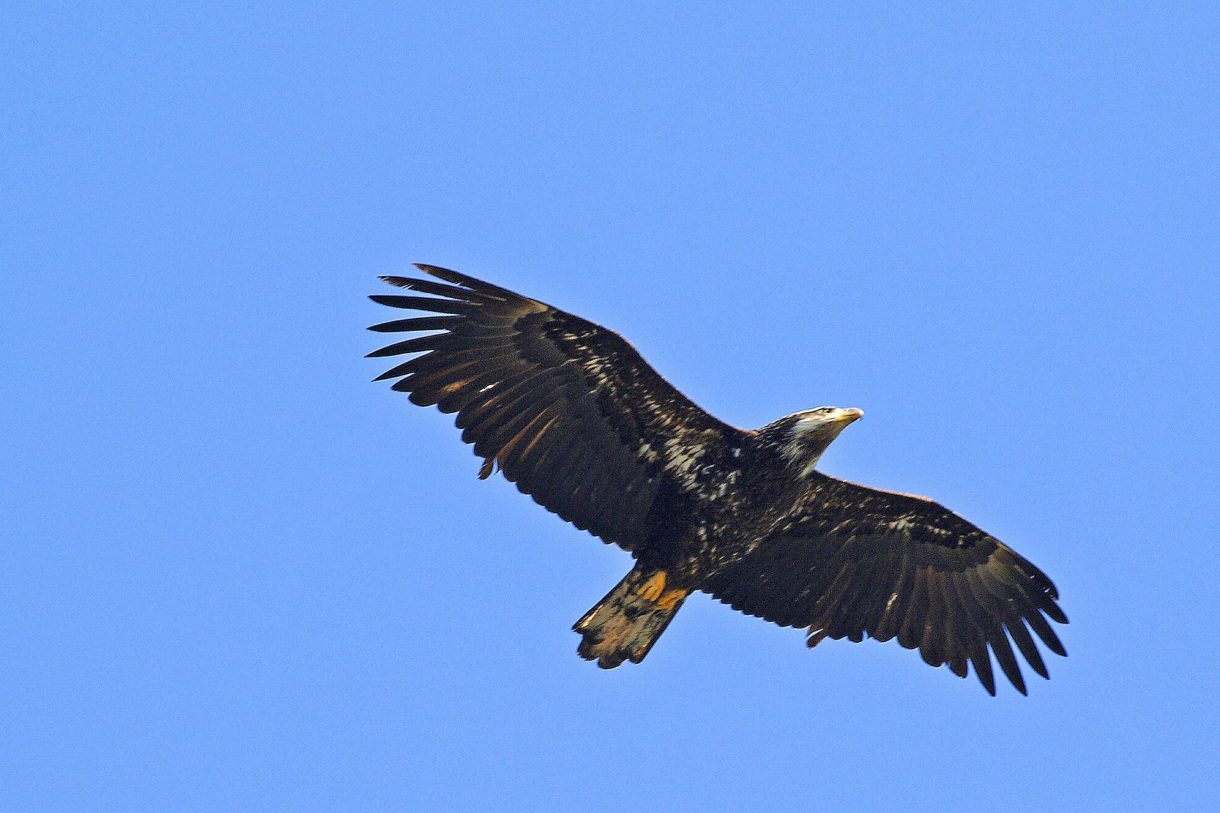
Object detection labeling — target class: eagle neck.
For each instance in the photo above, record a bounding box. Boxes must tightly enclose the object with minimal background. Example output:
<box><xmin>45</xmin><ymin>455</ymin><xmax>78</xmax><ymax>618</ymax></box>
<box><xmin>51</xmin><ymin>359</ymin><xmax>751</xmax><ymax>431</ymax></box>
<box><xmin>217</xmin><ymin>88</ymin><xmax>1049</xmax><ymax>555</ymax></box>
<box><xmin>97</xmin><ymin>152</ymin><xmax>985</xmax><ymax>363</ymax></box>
<box><xmin>749</xmin><ymin>425</ymin><xmax>825</xmax><ymax>481</ymax></box>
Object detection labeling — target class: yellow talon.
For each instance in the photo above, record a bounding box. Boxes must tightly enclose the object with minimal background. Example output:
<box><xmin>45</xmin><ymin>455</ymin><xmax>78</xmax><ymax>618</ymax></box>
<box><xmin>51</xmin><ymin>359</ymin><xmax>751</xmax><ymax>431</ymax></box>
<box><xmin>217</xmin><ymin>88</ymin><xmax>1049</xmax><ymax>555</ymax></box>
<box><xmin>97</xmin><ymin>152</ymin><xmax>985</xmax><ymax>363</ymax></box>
<box><xmin>656</xmin><ymin>586</ymin><xmax>688</xmax><ymax>611</ymax></box>
<box><xmin>637</xmin><ymin>571</ymin><xmax>667</xmax><ymax>602</ymax></box>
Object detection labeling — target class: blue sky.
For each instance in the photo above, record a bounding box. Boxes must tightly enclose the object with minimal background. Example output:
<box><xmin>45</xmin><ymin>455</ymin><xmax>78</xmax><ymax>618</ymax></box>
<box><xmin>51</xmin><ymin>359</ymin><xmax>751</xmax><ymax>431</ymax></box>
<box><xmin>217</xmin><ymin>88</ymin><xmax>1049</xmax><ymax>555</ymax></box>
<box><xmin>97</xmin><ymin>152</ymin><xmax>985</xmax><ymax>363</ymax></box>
<box><xmin>3</xmin><ymin>2</ymin><xmax>1218</xmax><ymax>810</ymax></box>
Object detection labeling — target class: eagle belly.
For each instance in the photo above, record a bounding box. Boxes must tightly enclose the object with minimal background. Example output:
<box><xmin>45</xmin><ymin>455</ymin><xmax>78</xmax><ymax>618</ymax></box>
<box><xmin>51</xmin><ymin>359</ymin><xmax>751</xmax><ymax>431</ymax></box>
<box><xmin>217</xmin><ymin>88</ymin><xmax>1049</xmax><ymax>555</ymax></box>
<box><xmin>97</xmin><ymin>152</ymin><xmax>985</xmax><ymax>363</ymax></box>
<box><xmin>639</xmin><ymin>436</ymin><xmax>805</xmax><ymax>588</ymax></box>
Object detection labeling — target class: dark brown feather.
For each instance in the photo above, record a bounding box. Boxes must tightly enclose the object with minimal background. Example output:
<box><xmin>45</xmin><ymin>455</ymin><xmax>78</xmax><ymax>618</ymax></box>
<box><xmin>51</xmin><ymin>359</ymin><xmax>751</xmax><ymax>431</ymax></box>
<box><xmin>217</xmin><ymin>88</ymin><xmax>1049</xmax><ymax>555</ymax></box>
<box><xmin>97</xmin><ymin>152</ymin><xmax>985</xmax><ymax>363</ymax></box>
<box><xmin>369</xmin><ymin>316</ymin><xmax>463</xmax><ymax>333</ymax></box>
<box><xmin>1006</xmin><ymin>617</ymin><xmax>1049</xmax><ymax>680</ymax></box>
<box><xmin>369</xmin><ymin>265</ymin><xmax>745</xmax><ymax>552</ymax></box>
<box><xmin>368</xmin><ymin>294</ymin><xmax>473</xmax><ymax>314</ymax></box>
<box><xmin>701</xmin><ymin>473</ymin><xmax>1067</xmax><ymax>694</ymax></box>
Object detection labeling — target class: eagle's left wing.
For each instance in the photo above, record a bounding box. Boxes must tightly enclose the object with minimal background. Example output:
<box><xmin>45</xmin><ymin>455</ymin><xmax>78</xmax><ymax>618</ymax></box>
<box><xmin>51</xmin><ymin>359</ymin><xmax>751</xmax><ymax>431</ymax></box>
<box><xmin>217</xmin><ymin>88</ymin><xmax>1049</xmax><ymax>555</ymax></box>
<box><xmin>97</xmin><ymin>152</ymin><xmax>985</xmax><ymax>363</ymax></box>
<box><xmin>368</xmin><ymin>265</ymin><xmax>747</xmax><ymax>553</ymax></box>
<box><xmin>701</xmin><ymin>472</ymin><xmax>1067</xmax><ymax>695</ymax></box>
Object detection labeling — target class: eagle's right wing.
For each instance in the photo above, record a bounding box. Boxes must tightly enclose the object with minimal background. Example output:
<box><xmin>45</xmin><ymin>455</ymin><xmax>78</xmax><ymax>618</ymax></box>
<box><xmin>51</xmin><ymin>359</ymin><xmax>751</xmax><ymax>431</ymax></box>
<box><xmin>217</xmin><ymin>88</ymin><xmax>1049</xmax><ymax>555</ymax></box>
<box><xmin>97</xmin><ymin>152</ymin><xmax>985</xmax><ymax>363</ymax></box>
<box><xmin>701</xmin><ymin>473</ymin><xmax>1067</xmax><ymax>695</ymax></box>
<box><xmin>368</xmin><ymin>264</ymin><xmax>747</xmax><ymax>552</ymax></box>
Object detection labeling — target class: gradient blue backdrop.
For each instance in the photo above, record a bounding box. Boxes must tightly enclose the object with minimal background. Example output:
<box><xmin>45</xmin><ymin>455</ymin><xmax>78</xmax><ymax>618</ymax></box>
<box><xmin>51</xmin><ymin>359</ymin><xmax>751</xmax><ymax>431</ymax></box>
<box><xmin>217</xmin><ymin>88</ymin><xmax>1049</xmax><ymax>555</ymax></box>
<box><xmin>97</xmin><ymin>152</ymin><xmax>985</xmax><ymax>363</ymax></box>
<box><xmin>3</xmin><ymin>3</ymin><xmax>1218</xmax><ymax>811</ymax></box>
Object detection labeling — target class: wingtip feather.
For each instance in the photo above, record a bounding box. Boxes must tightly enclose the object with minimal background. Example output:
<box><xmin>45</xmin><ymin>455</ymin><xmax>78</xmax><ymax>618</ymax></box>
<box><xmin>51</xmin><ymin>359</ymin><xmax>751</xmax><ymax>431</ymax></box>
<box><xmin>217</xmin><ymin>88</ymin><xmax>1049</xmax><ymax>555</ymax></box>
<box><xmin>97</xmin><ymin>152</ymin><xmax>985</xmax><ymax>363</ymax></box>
<box><xmin>379</xmin><ymin>275</ymin><xmax>413</xmax><ymax>288</ymax></box>
<box><xmin>413</xmin><ymin>263</ymin><xmax>451</xmax><ymax>278</ymax></box>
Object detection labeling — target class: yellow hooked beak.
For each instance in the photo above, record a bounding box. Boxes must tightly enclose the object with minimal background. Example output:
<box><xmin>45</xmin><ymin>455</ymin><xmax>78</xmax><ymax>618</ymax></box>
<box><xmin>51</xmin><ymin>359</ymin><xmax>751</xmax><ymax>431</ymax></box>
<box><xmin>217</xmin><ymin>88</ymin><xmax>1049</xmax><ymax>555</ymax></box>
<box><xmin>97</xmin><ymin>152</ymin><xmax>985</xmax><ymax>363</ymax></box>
<box><xmin>835</xmin><ymin>407</ymin><xmax>864</xmax><ymax>425</ymax></box>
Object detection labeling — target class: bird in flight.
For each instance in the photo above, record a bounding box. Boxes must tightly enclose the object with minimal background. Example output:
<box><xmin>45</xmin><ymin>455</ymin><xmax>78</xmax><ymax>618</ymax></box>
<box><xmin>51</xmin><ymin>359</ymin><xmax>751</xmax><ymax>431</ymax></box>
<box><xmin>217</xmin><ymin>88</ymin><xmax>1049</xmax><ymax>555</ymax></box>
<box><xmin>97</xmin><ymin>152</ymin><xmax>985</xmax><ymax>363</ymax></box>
<box><xmin>368</xmin><ymin>264</ymin><xmax>1067</xmax><ymax>695</ymax></box>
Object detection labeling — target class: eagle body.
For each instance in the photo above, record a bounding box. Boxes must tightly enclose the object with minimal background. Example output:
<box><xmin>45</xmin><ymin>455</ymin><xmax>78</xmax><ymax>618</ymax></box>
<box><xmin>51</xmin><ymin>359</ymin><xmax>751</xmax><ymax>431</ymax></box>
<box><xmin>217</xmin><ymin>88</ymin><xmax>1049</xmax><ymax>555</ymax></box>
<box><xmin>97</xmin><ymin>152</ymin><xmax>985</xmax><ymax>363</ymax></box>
<box><xmin>632</xmin><ymin>424</ymin><xmax>818</xmax><ymax>581</ymax></box>
<box><xmin>369</xmin><ymin>265</ymin><xmax>1068</xmax><ymax>695</ymax></box>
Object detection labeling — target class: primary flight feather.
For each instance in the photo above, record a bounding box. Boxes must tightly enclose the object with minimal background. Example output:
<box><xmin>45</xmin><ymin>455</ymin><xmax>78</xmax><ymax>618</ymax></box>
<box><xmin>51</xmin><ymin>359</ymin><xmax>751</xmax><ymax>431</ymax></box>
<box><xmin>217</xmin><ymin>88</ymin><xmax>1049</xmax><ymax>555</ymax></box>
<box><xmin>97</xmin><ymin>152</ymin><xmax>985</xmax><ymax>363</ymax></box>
<box><xmin>368</xmin><ymin>264</ymin><xmax>1067</xmax><ymax>695</ymax></box>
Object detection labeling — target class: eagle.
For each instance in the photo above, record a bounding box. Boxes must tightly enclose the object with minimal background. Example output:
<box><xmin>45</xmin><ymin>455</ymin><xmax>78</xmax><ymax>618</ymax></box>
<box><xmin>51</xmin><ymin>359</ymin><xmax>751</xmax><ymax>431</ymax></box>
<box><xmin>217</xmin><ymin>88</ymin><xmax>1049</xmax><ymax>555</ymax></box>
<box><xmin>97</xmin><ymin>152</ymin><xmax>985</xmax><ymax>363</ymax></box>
<box><xmin>368</xmin><ymin>264</ymin><xmax>1067</xmax><ymax>695</ymax></box>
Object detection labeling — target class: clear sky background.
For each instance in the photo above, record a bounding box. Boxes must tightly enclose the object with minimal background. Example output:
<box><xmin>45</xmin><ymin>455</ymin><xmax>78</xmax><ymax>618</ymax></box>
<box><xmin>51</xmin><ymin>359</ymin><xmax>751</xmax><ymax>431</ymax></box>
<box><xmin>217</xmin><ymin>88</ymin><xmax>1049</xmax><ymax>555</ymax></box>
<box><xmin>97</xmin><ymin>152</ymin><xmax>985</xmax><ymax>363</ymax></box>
<box><xmin>3</xmin><ymin>3</ymin><xmax>1218</xmax><ymax>811</ymax></box>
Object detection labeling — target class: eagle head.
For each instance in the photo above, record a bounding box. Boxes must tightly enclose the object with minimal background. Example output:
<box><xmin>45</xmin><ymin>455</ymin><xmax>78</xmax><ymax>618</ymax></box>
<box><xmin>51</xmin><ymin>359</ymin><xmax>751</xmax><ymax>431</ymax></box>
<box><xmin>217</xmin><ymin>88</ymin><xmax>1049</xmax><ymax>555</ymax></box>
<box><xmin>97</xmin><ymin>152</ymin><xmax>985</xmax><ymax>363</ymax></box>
<box><xmin>761</xmin><ymin>406</ymin><xmax>863</xmax><ymax>478</ymax></box>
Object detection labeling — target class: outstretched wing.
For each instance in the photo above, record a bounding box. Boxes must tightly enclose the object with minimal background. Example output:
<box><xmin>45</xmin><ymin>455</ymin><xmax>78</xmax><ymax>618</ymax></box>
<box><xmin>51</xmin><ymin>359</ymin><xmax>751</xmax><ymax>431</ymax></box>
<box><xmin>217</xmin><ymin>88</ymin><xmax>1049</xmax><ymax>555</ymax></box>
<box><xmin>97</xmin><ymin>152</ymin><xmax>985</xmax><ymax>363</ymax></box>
<box><xmin>368</xmin><ymin>264</ymin><xmax>745</xmax><ymax>552</ymax></box>
<box><xmin>702</xmin><ymin>473</ymin><xmax>1067</xmax><ymax>695</ymax></box>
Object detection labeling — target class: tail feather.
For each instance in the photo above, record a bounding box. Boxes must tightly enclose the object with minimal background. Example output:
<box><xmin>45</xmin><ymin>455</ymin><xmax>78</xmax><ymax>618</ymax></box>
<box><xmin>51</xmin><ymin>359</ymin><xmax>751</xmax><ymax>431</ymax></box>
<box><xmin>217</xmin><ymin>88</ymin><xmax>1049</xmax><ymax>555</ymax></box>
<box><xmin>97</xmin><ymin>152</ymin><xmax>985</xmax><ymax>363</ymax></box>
<box><xmin>573</xmin><ymin>566</ymin><xmax>689</xmax><ymax>668</ymax></box>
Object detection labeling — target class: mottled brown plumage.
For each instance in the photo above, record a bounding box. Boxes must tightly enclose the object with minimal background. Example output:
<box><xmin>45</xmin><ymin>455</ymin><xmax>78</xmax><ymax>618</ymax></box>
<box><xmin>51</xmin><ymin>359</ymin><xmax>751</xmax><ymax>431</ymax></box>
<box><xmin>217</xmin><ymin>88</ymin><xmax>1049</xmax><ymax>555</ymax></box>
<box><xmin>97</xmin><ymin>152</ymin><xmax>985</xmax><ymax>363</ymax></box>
<box><xmin>369</xmin><ymin>264</ymin><xmax>1067</xmax><ymax>695</ymax></box>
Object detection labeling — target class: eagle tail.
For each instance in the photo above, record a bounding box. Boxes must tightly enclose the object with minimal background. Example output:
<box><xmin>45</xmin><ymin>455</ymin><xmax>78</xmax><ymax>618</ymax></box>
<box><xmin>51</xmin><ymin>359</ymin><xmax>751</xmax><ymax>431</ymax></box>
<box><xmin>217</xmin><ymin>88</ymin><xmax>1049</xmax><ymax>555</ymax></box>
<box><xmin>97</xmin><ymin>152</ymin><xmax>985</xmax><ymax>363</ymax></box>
<box><xmin>573</xmin><ymin>565</ymin><xmax>689</xmax><ymax>668</ymax></box>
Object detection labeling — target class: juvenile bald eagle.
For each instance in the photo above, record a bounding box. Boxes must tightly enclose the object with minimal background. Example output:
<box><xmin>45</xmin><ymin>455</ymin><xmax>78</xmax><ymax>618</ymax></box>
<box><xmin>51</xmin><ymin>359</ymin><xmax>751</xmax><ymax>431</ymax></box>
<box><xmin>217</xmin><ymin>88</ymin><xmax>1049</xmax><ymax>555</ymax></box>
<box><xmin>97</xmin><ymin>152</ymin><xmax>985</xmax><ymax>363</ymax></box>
<box><xmin>369</xmin><ymin>264</ymin><xmax>1067</xmax><ymax>695</ymax></box>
